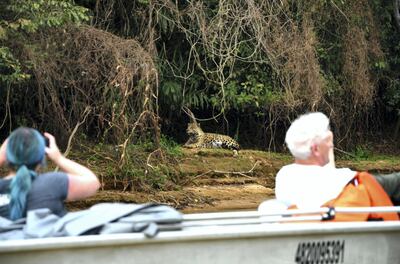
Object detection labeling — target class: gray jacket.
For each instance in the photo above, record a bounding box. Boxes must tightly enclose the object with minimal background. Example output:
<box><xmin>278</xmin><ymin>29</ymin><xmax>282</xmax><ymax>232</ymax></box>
<box><xmin>0</xmin><ymin>203</ymin><xmax>182</xmax><ymax>240</ymax></box>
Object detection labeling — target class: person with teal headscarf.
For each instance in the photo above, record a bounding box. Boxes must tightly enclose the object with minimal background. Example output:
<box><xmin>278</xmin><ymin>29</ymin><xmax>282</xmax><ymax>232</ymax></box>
<box><xmin>0</xmin><ymin>127</ymin><xmax>100</xmax><ymax>220</ymax></box>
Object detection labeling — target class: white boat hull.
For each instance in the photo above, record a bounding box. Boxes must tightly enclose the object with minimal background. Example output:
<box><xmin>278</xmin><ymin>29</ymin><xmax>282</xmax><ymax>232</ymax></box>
<box><xmin>1</xmin><ymin>221</ymin><xmax>400</xmax><ymax>264</ymax></box>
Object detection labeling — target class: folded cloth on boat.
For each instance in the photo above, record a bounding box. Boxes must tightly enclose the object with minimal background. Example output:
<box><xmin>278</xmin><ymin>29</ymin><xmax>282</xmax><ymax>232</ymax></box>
<box><xmin>0</xmin><ymin>203</ymin><xmax>182</xmax><ymax>240</ymax></box>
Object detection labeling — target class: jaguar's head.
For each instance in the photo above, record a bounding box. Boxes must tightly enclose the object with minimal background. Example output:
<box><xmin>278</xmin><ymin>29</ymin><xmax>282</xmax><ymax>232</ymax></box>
<box><xmin>186</xmin><ymin>122</ymin><xmax>203</xmax><ymax>136</ymax></box>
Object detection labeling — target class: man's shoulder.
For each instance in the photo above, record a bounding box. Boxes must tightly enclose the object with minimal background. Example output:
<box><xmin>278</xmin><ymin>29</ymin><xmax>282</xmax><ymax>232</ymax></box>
<box><xmin>277</xmin><ymin>164</ymin><xmax>356</xmax><ymax>178</ymax></box>
<box><xmin>277</xmin><ymin>163</ymin><xmax>314</xmax><ymax>175</ymax></box>
<box><xmin>276</xmin><ymin>163</ymin><xmax>307</xmax><ymax>179</ymax></box>
<box><xmin>331</xmin><ymin>167</ymin><xmax>357</xmax><ymax>178</ymax></box>
<box><xmin>278</xmin><ymin>163</ymin><xmax>298</xmax><ymax>171</ymax></box>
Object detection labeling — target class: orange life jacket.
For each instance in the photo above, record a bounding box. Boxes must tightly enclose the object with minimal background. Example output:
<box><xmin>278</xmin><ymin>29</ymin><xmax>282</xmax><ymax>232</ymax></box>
<box><xmin>289</xmin><ymin>172</ymin><xmax>399</xmax><ymax>221</ymax></box>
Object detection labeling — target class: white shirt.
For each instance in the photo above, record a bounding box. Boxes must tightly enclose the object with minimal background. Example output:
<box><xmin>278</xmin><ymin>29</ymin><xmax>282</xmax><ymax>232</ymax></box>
<box><xmin>275</xmin><ymin>164</ymin><xmax>357</xmax><ymax>209</ymax></box>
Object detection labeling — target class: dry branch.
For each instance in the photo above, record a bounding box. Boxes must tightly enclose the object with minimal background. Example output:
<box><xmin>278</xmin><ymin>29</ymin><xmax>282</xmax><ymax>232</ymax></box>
<box><xmin>187</xmin><ymin>160</ymin><xmax>261</xmax><ymax>184</ymax></box>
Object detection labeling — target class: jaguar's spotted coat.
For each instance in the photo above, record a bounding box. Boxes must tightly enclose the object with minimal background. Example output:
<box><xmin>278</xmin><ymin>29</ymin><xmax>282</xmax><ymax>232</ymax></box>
<box><xmin>182</xmin><ymin>108</ymin><xmax>240</xmax><ymax>156</ymax></box>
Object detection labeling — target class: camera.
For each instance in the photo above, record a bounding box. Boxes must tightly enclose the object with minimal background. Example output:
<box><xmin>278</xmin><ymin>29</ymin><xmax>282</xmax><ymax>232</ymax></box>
<box><xmin>42</xmin><ymin>134</ymin><xmax>49</xmax><ymax>147</ymax></box>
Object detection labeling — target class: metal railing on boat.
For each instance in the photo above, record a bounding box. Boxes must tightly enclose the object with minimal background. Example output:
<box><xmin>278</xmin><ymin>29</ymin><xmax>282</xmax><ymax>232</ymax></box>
<box><xmin>158</xmin><ymin>206</ymin><xmax>400</xmax><ymax>230</ymax></box>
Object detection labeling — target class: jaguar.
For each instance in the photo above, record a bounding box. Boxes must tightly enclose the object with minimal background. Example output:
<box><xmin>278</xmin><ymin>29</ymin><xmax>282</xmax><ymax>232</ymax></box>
<box><xmin>183</xmin><ymin>122</ymin><xmax>240</xmax><ymax>156</ymax></box>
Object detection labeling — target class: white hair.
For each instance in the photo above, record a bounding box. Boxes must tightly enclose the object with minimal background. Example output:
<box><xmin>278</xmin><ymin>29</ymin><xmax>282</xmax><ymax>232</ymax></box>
<box><xmin>285</xmin><ymin>112</ymin><xmax>331</xmax><ymax>160</ymax></box>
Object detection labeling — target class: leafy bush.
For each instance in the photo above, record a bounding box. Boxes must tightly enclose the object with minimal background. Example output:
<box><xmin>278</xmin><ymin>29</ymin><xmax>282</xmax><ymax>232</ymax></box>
<box><xmin>0</xmin><ymin>0</ymin><xmax>89</xmax><ymax>84</ymax></box>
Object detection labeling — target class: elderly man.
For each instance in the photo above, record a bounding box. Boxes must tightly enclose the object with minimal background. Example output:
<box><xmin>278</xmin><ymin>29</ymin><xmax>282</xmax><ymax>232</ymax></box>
<box><xmin>274</xmin><ymin>112</ymin><xmax>399</xmax><ymax>221</ymax></box>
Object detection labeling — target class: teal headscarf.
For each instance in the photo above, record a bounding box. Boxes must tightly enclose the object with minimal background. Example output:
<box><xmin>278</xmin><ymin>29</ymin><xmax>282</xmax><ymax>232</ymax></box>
<box><xmin>5</xmin><ymin>127</ymin><xmax>46</xmax><ymax>220</ymax></box>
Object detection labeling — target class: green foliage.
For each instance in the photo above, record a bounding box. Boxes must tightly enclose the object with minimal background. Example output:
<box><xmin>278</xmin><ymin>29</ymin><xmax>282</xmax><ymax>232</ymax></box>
<box><xmin>352</xmin><ymin>146</ymin><xmax>372</xmax><ymax>161</ymax></box>
<box><xmin>160</xmin><ymin>80</ymin><xmax>182</xmax><ymax>107</ymax></box>
<box><xmin>124</xmin><ymin>164</ymin><xmax>168</xmax><ymax>190</ymax></box>
<box><xmin>346</xmin><ymin>145</ymin><xmax>400</xmax><ymax>164</ymax></box>
<box><xmin>160</xmin><ymin>135</ymin><xmax>183</xmax><ymax>157</ymax></box>
<box><xmin>383</xmin><ymin>79</ymin><xmax>400</xmax><ymax>112</ymax></box>
<box><xmin>220</xmin><ymin>69</ymin><xmax>278</xmax><ymax>111</ymax></box>
<box><xmin>0</xmin><ymin>47</ymin><xmax>30</xmax><ymax>82</ymax></box>
<box><xmin>4</xmin><ymin>0</ymin><xmax>400</xmax><ymax>157</ymax></box>
<box><xmin>84</xmin><ymin>139</ymin><xmax>180</xmax><ymax>191</ymax></box>
<box><xmin>370</xmin><ymin>0</ymin><xmax>400</xmax><ymax>115</ymax></box>
<box><xmin>137</xmin><ymin>0</ymin><xmax>149</xmax><ymax>5</ymax></box>
<box><xmin>117</xmin><ymin>141</ymin><xmax>180</xmax><ymax>190</ymax></box>
<box><xmin>5</xmin><ymin>0</ymin><xmax>89</xmax><ymax>32</ymax></box>
<box><xmin>153</xmin><ymin>0</ymin><xmax>400</xmax><ymax>149</ymax></box>
<box><xmin>101</xmin><ymin>136</ymin><xmax>182</xmax><ymax>190</ymax></box>
<box><xmin>0</xmin><ymin>0</ymin><xmax>89</xmax><ymax>84</ymax></box>
<box><xmin>159</xmin><ymin>75</ymin><xmax>210</xmax><ymax>110</ymax></box>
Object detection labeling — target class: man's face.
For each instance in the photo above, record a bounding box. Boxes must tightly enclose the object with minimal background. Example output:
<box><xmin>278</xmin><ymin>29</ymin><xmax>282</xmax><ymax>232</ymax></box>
<box><xmin>315</xmin><ymin>131</ymin><xmax>333</xmax><ymax>166</ymax></box>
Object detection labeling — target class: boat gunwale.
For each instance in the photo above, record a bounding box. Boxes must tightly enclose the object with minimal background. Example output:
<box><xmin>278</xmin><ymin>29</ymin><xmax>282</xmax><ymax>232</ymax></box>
<box><xmin>1</xmin><ymin>220</ymin><xmax>400</xmax><ymax>253</ymax></box>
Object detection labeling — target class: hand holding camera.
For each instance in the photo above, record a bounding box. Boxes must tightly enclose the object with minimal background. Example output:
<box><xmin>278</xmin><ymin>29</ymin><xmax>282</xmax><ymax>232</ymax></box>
<box><xmin>43</xmin><ymin>132</ymin><xmax>63</xmax><ymax>164</ymax></box>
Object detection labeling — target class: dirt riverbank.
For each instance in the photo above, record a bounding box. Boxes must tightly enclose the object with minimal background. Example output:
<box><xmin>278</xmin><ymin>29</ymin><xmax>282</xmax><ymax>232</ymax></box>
<box><xmin>67</xmin><ymin>148</ymin><xmax>400</xmax><ymax>213</ymax></box>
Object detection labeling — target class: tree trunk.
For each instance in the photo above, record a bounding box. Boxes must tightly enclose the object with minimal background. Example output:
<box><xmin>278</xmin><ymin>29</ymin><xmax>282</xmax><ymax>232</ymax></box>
<box><xmin>395</xmin><ymin>0</ymin><xmax>400</xmax><ymax>30</ymax></box>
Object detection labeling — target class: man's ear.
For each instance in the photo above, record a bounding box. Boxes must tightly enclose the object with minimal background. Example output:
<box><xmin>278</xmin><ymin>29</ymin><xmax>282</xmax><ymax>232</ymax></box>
<box><xmin>310</xmin><ymin>144</ymin><xmax>319</xmax><ymax>156</ymax></box>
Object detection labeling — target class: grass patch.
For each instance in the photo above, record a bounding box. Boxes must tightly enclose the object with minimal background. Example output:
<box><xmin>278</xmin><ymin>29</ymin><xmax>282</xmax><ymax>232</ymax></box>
<box><xmin>64</xmin><ymin>136</ymin><xmax>184</xmax><ymax>192</ymax></box>
<box><xmin>61</xmin><ymin>139</ymin><xmax>400</xmax><ymax>193</ymax></box>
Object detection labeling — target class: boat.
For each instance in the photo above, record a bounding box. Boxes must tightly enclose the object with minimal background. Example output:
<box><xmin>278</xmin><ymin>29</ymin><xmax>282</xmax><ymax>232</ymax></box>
<box><xmin>0</xmin><ymin>206</ymin><xmax>400</xmax><ymax>264</ymax></box>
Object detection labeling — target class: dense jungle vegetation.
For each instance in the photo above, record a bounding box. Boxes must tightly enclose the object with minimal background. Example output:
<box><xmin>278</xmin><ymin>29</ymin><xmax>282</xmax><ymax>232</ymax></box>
<box><xmin>2</xmin><ymin>0</ymin><xmax>400</xmax><ymax>191</ymax></box>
